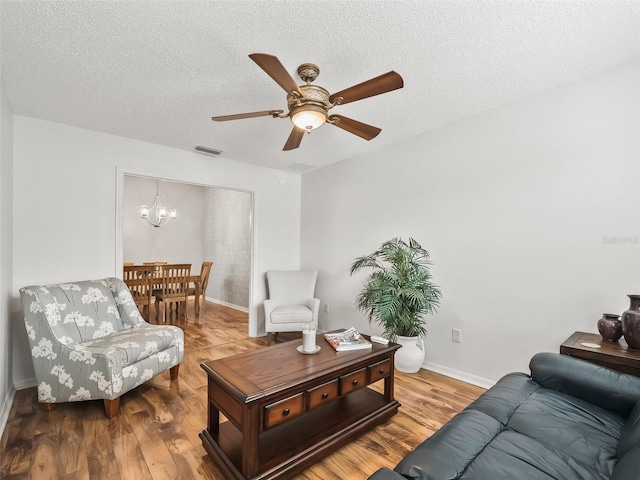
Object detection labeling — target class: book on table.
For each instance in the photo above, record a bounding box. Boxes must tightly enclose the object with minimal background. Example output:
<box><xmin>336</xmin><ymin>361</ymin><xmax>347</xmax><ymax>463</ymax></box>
<box><xmin>324</xmin><ymin>326</ymin><xmax>372</xmax><ymax>351</ymax></box>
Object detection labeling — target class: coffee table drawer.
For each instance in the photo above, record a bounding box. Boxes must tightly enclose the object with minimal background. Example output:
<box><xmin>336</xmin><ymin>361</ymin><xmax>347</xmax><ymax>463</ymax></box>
<box><xmin>308</xmin><ymin>379</ymin><xmax>339</xmax><ymax>410</ymax></box>
<box><xmin>340</xmin><ymin>368</ymin><xmax>367</xmax><ymax>395</ymax></box>
<box><xmin>369</xmin><ymin>359</ymin><xmax>391</xmax><ymax>383</ymax></box>
<box><xmin>264</xmin><ymin>393</ymin><xmax>305</xmax><ymax>430</ymax></box>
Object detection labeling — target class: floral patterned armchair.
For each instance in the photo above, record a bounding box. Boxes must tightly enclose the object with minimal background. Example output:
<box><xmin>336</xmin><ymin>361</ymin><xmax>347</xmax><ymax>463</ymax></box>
<box><xmin>19</xmin><ymin>277</ymin><xmax>184</xmax><ymax>418</ymax></box>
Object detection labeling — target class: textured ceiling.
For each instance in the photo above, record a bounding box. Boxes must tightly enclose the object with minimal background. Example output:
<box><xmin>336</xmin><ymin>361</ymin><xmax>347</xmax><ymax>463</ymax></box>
<box><xmin>1</xmin><ymin>1</ymin><xmax>639</xmax><ymax>172</ymax></box>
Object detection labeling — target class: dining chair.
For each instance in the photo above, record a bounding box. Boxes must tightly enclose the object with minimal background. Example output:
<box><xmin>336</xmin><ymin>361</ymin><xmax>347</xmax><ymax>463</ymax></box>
<box><xmin>155</xmin><ymin>264</ymin><xmax>192</xmax><ymax>324</ymax></box>
<box><xmin>123</xmin><ymin>264</ymin><xmax>153</xmax><ymax>321</ymax></box>
<box><xmin>188</xmin><ymin>261</ymin><xmax>213</xmax><ymax>316</ymax></box>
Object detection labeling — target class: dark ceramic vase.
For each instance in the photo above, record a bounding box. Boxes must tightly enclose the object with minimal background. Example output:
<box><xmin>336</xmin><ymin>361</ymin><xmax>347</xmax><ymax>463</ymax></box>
<box><xmin>597</xmin><ymin>313</ymin><xmax>622</xmax><ymax>341</ymax></box>
<box><xmin>622</xmin><ymin>295</ymin><xmax>640</xmax><ymax>349</ymax></box>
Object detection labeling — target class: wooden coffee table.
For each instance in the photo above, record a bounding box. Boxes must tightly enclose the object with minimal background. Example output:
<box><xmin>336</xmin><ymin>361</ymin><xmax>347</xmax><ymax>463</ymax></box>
<box><xmin>560</xmin><ymin>331</ymin><xmax>640</xmax><ymax>376</ymax></box>
<box><xmin>199</xmin><ymin>334</ymin><xmax>401</xmax><ymax>479</ymax></box>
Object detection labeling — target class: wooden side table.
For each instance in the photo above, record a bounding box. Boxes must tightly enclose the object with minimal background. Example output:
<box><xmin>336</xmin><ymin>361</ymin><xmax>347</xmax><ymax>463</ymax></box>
<box><xmin>560</xmin><ymin>331</ymin><xmax>640</xmax><ymax>376</ymax></box>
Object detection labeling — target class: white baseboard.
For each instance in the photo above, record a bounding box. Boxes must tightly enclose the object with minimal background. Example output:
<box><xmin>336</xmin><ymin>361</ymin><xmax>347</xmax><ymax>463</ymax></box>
<box><xmin>422</xmin><ymin>361</ymin><xmax>496</xmax><ymax>390</ymax></box>
<box><xmin>14</xmin><ymin>377</ymin><xmax>36</xmax><ymax>390</ymax></box>
<box><xmin>207</xmin><ymin>297</ymin><xmax>249</xmax><ymax>313</ymax></box>
<box><xmin>0</xmin><ymin>387</ymin><xmax>16</xmax><ymax>438</ymax></box>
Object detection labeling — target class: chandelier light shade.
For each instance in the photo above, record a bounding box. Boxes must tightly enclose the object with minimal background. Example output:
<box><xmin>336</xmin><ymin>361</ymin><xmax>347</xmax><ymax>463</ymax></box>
<box><xmin>141</xmin><ymin>181</ymin><xmax>177</xmax><ymax>228</ymax></box>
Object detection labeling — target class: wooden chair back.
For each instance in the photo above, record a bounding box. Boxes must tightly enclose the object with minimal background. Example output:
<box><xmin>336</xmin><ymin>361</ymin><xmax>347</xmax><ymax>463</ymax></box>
<box><xmin>155</xmin><ymin>264</ymin><xmax>192</xmax><ymax>323</ymax></box>
<box><xmin>159</xmin><ymin>264</ymin><xmax>192</xmax><ymax>301</ymax></box>
<box><xmin>199</xmin><ymin>261</ymin><xmax>214</xmax><ymax>294</ymax></box>
<box><xmin>123</xmin><ymin>265</ymin><xmax>153</xmax><ymax>320</ymax></box>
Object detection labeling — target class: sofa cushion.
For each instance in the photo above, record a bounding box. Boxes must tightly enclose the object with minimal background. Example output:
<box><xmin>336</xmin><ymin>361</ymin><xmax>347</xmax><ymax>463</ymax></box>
<box><xmin>394</xmin><ymin>409</ymin><xmax>504</xmax><ymax>479</ymax></box>
<box><xmin>618</xmin><ymin>399</ymin><xmax>640</xmax><ymax>459</ymax></box>
<box><xmin>505</xmin><ymin>389</ymin><xmax>622</xmax><ymax>478</ymax></box>
<box><xmin>611</xmin><ymin>444</ymin><xmax>640</xmax><ymax>480</ymax></box>
<box><xmin>464</xmin><ymin>372</ymin><xmax>539</xmax><ymax>424</ymax></box>
<box><xmin>461</xmin><ymin>430</ymin><xmax>604</xmax><ymax>480</ymax></box>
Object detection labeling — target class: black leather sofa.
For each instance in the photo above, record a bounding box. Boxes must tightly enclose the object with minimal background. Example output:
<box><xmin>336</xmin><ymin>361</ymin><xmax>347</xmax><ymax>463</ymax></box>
<box><xmin>369</xmin><ymin>352</ymin><xmax>640</xmax><ymax>480</ymax></box>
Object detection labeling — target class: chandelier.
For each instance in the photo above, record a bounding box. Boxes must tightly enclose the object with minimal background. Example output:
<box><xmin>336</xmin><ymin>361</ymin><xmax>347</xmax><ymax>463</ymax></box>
<box><xmin>140</xmin><ymin>180</ymin><xmax>176</xmax><ymax>227</ymax></box>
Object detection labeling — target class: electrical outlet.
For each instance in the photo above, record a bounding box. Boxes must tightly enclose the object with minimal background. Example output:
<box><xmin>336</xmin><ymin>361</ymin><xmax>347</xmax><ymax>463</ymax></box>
<box><xmin>323</xmin><ymin>303</ymin><xmax>329</xmax><ymax>313</ymax></box>
<box><xmin>452</xmin><ymin>328</ymin><xmax>462</xmax><ymax>343</ymax></box>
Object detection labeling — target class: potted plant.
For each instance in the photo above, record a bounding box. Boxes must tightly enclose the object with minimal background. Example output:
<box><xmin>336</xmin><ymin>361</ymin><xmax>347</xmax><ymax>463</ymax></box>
<box><xmin>350</xmin><ymin>237</ymin><xmax>442</xmax><ymax>373</ymax></box>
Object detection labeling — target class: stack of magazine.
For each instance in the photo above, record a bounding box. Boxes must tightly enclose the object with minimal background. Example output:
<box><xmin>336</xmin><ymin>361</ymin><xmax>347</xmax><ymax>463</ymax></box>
<box><xmin>324</xmin><ymin>326</ymin><xmax>372</xmax><ymax>352</ymax></box>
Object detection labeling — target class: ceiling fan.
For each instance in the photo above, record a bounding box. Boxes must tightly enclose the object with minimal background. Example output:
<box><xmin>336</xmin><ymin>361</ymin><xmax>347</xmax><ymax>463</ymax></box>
<box><xmin>212</xmin><ymin>53</ymin><xmax>404</xmax><ymax>151</ymax></box>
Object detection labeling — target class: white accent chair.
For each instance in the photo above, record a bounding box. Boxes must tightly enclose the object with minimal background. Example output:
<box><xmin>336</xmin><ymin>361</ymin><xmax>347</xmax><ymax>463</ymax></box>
<box><xmin>263</xmin><ymin>270</ymin><xmax>320</xmax><ymax>345</ymax></box>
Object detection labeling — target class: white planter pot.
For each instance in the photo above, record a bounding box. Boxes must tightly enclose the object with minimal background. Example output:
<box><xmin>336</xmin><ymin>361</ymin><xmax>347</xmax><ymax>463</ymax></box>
<box><xmin>395</xmin><ymin>335</ymin><xmax>425</xmax><ymax>373</ymax></box>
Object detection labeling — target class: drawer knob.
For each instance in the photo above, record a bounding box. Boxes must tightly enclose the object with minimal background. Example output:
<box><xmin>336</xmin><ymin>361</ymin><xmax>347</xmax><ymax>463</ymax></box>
<box><xmin>352</xmin><ymin>379</ymin><xmax>358</xmax><ymax>386</ymax></box>
<box><xmin>282</xmin><ymin>408</ymin><xmax>290</xmax><ymax>416</ymax></box>
<box><xmin>321</xmin><ymin>392</ymin><xmax>329</xmax><ymax>399</ymax></box>
<box><xmin>379</xmin><ymin>368</ymin><xmax>385</xmax><ymax>374</ymax></box>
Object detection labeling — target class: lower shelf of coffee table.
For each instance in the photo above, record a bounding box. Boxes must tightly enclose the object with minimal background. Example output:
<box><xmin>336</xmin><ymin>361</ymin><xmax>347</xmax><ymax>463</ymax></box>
<box><xmin>200</xmin><ymin>387</ymin><xmax>399</xmax><ymax>479</ymax></box>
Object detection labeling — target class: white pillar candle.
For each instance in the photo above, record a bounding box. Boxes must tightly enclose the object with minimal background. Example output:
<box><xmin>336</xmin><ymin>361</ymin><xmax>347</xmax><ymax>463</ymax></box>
<box><xmin>302</xmin><ymin>329</ymin><xmax>316</xmax><ymax>352</ymax></box>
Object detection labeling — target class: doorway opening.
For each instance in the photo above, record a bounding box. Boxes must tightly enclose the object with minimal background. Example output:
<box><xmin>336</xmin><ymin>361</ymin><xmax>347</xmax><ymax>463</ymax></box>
<box><xmin>119</xmin><ymin>173</ymin><xmax>253</xmax><ymax>318</ymax></box>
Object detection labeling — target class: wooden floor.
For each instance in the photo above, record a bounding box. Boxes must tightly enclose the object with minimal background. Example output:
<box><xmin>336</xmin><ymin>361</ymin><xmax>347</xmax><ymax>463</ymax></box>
<box><xmin>0</xmin><ymin>302</ymin><xmax>485</xmax><ymax>479</ymax></box>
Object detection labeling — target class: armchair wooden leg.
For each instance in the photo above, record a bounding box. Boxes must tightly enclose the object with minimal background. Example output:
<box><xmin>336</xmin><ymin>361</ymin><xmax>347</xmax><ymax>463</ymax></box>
<box><xmin>170</xmin><ymin>365</ymin><xmax>180</xmax><ymax>380</ymax></box>
<box><xmin>39</xmin><ymin>402</ymin><xmax>57</xmax><ymax>412</ymax></box>
<box><xmin>104</xmin><ymin>398</ymin><xmax>120</xmax><ymax>419</ymax></box>
<box><xmin>267</xmin><ymin>332</ymin><xmax>273</xmax><ymax>346</ymax></box>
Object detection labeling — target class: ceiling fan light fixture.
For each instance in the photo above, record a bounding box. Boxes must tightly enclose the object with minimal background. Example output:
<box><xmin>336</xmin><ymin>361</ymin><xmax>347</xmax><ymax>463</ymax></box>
<box><xmin>211</xmin><ymin>54</ymin><xmax>404</xmax><ymax>150</ymax></box>
<box><xmin>290</xmin><ymin>105</ymin><xmax>327</xmax><ymax>132</ymax></box>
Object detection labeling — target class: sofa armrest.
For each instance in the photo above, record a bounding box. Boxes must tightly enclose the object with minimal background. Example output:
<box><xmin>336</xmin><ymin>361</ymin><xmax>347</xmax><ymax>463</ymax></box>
<box><xmin>367</xmin><ymin>468</ymin><xmax>407</xmax><ymax>480</ymax></box>
<box><xmin>530</xmin><ymin>352</ymin><xmax>640</xmax><ymax>417</ymax></box>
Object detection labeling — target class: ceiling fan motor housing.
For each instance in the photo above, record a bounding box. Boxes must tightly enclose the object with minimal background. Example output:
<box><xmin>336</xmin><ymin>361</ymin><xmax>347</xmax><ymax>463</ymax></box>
<box><xmin>288</xmin><ymin>85</ymin><xmax>330</xmax><ymax>109</ymax></box>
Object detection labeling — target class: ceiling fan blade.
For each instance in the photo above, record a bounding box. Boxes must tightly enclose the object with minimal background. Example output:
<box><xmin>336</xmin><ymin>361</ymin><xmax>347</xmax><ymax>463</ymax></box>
<box><xmin>211</xmin><ymin>110</ymin><xmax>283</xmax><ymax>122</ymax></box>
<box><xmin>329</xmin><ymin>71</ymin><xmax>403</xmax><ymax>105</ymax></box>
<box><xmin>329</xmin><ymin>115</ymin><xmax>381</xmax><ymax>140</ymax></box>
<box><xmin>249</xmin><ymin>53</ymin><xmax>303</xmax><ymax>97</ymax></box>
<box><xmin>283</xmin><ymin>126</ymin><xmax>305</xmax><ymax>151</ymax></box>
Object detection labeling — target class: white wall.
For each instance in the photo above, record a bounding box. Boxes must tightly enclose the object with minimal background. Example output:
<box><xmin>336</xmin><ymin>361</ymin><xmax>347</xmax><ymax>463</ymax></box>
<box><xmin>302</xmin><ymin>61</ymin><xmax>640</xmax><ymax>385</ymax></box>
<box><xmin>0</xmin><ymin>69</ymin><xmax>14</xmax><ymax>432</ymax></box>
<box><xmin>124</xmin><ymin>175</ymin><xmax>204</xmax><ymax>267</ymax></box>
<box><xmin>12</xmin><ymin>117</ymin><xmax>301</xmax><ymax>386</ymax></box>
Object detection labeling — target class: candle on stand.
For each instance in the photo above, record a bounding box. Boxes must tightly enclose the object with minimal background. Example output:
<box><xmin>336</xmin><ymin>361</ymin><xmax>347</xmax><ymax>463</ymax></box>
<box><xmin>302</xmin><ymin>329</ymin><xmax>317</xmax><ymax>352</ymax></box>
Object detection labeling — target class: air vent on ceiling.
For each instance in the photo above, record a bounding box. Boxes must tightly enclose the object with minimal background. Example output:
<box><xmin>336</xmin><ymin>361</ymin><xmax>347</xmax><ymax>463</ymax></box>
<box><xmin>285</xmin><ymin>163</ymin><xmax>314</xmax><ymax>173</ymax></box>
<box><xmin>195</xmin><ymin>145</ymin><xmax>223</xmax><ymax>156</ymax></box>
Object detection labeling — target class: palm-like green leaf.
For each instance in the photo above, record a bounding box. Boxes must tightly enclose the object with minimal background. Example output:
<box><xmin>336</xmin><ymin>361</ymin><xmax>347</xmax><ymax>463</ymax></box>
<box><xmin>351</xmin><ymin>237</ymin><xmax>442</xmax><ymax>341</ymax></box>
